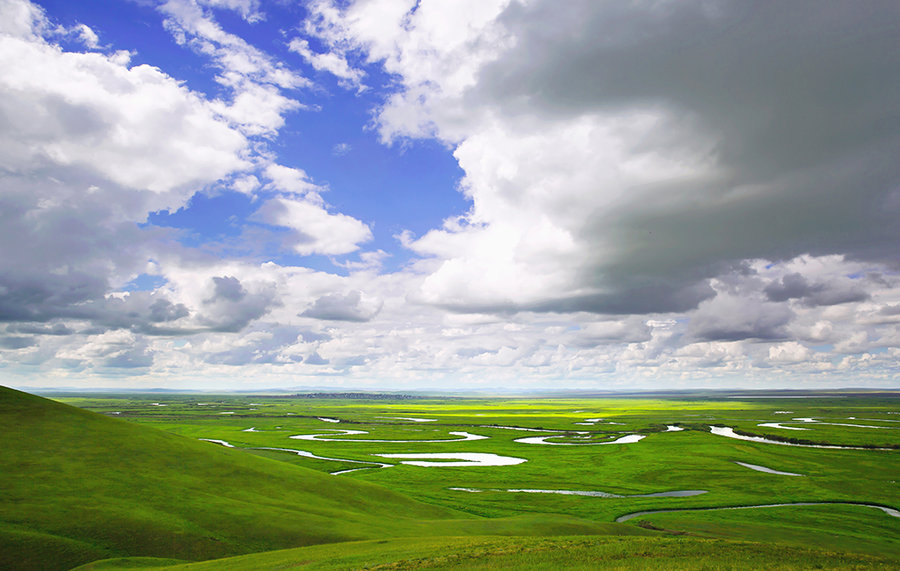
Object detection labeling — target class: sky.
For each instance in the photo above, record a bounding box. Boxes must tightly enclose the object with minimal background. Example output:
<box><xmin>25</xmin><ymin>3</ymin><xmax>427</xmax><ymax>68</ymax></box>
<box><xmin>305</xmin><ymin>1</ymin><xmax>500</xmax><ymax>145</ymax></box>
<box><xmin>1</xmin><ymin>0</ymin><xmax>899</xmax><ymax>392</ymax></box>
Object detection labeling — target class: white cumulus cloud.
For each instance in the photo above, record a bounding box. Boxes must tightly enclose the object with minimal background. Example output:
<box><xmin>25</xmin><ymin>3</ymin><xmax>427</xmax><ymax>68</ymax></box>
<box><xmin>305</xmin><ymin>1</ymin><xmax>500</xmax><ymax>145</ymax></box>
<box><xmin>254</xmin><ymin>197</ymin><xmax>372</xmax><ymax>256</ymax></box>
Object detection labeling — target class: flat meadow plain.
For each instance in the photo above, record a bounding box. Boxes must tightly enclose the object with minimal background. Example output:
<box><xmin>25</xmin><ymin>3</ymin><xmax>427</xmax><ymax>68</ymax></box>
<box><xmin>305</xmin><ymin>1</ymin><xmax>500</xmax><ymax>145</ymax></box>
<box><xmin>2</xmin><ymin>387</ymin><xmax>898</xmax><ymax>570</ymax></box>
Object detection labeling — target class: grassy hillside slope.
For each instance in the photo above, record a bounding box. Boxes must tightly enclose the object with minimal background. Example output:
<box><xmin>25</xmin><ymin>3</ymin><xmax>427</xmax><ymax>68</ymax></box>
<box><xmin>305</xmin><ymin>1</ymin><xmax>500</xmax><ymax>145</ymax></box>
<box><xmin>0</xmin><ymin>386</ymin><xmax>462</xmax><ymax>570</ymax></box>
<box><xmin>10</xmin><ymin>388</ymin><xmax>898</xmax><ymax>570</ymax></box>
<box><xmin>2</xmin><ymin>387</ymin><xmax>644</xmax><ymax>570</ymax></box>
<box><xmin>72</xmin><ymin>535</ymin><xmax>897</xmax><ymax>570</ymax></box>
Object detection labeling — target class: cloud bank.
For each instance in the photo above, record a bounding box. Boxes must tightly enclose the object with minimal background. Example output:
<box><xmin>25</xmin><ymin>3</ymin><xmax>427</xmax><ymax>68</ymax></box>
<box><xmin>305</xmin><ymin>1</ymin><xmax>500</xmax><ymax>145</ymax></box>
<box><xmin>2</xmin><ymin>0</ymin><xmax>899</xmax><ymax>390</ymax></box>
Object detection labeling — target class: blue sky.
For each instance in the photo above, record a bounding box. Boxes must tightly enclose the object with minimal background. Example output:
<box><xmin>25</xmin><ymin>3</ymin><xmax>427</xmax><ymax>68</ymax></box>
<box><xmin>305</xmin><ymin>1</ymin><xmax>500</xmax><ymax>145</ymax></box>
<box><xmin>40</xmin><ymin>0</ymin><xmax>468</xmax><ymax>274</ymax></box>
<box><xmin>1</xmin><ymin>0</ymin><xmax>899</xmax><ymax>391</ymax></box>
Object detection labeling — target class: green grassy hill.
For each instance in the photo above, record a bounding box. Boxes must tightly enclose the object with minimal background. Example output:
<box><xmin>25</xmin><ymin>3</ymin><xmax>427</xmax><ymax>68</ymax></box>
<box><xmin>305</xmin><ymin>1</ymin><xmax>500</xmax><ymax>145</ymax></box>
<box><xmin>0</xmin><ymin>387</ymin><xmax>453</xmax><ymax>569</ymax></box>
<box><xmin>0</xmin><ymin>387</ymin><xmax>637</xmax><ymax>570</ymax></box>
<box><xmin>6</xmin><ymin>387</ymin><xmax>898</xmax><ymax>570</ymax></box>
<box><xmin>71</xmin><ymin>535</ymin><xmax>897</xmax><ymax>570</ymax></box>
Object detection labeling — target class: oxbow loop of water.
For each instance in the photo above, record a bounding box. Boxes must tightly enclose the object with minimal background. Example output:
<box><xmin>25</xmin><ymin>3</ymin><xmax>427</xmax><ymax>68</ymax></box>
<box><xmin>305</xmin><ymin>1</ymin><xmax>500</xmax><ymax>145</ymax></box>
<box><xmin>449</xmin><ymin>488</ymin><xmax>707</xmax><ymax>498</ymax></box>
<box><xmin>290</xmin><ymin>430</ymin><xmax>489</xmax><ymax>443</ymax></box>
<box><xmin>616</xmin><ymin>502</ymin><xmax>900</xmax><ymax>523</ymax></box>
<box><xmin>734</xmin><ymin>461</ymin><xmax>804</xmax><ymax>476</ymax></box>
<box><xmin>709</xmin><ymin>426</ymin><xmax>893</xmax><ymax>450</ymax></box>
<box><xmin>373</xmin><ymin>453</ymin><xmax>527</xmax><ymax>467</ymax></box>
<box><xmin>758</xmin><ymin>417</ymin><xmax>899</xmax><ymax>431</ymax></box>
<box><xmin>514</xmin><ymin>434</ymin><xmax>646</xmax><ymax>446</ymax></box>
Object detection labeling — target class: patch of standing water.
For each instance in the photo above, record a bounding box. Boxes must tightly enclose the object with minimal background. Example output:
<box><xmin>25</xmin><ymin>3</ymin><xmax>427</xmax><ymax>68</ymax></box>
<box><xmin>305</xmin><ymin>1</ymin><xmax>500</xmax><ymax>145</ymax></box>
<box><xmin>373</xmin><ymin>453</ymin><xmax>526</xmax><ymax>467</ymax></box>
<box><xmin>637</xmin><ymin>490</ymin><xmax>709</xmax><ymax>498</ymax></box>
<box><xmin>480</xmin><ymin>425</ymin><xmax>556</xmax><ymax>432</ymax></box>
<box><xmin>507</xmin><ymin>489</ymin><xmax>618</xmax><ymax>497</ymax></box>
<box><xmin>617</xmin><ymin>502</ymin><xmax>900</xmax><ymax>523</ymax></box>
<box><xmin>709</xmin><ymin>426</ymin><xmax>893</xmax><ymax>450</ymax></box>
<box><xmin>734</xmin><ymin>461</ymin><xmax>804</xmax><ymax>476</ymax></box>
<box><xmin>665</xmin><ymin>426</ymin><xmax>684</xmax><ymax>432</ymax></box>
<box><xmin>290</xmin><ymin>429</ymin><xmax>489</xmax><ymax>443</ymax></box>
<box><xmin>199</xmin><ymin>439</ymin><xmax>234</xmax><ymax>448</ymax></box>
<box><xmin>378</xmin><ymin>416</ymin><xmax>437</xmax><ymax>422</ymax></box>
<box><xmin>252</xmin><ymin>447</ymin><xmax>393</xmax><ymax>475</ymax></box>
<box><xmin>726</xmin><ymin>396</ymin><xmax>846</xmax><ymax>399</ymax></box>
<box><xmin>515</xmin><ymin>434</ymin><xmax>645</xmax><ymax>446</ymax></box>
<box><xmin>451</xmin><ymin>488</ymin><xmax>706</xmax><ymax>498</ymax></box>
<box><xmin>242</xmin><ymin>427</ymin><xmax>260</xmax><ymax>432</ymax></box>
<box><xmin>317</xmin><ymin>417</ymin><xmax>340</xmax><ymax>423</ymax></box>
<box><xmin>507</xmin><ymin>489</ymin><xmax>707</xmax><ymax>498</ymax></box>
<box><xmin>769</xmin><ymin>417</ymin><xmax>900</xmax><ymax>430</ymax></box>
<box><xmin>817</xmin><ymin>421</ymin><xmax>897</xmax><ymax>429</ymax></box>
<box><xmin>758</xmin><ymin>422</ymin><xmax>810</xmax><ymax>431</ymax></box>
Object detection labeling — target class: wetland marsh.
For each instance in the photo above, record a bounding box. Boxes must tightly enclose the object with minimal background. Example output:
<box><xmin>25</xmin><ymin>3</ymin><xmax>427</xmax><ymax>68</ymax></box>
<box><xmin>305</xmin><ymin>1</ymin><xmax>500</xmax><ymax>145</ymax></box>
<box><xmin>4</xmin><ymin>388</ymin><xmax>898</xmax><ymax>570</ymax></box>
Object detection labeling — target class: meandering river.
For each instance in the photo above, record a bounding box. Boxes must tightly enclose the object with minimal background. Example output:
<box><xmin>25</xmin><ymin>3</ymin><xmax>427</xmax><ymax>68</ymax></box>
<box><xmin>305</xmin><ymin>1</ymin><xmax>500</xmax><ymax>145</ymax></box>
<box><xmin>709</xmin><ymin>426</ymin><xmax>893</xmax><ymax>450</ymax></box>
<box><xmin>253</xmin><ymin>446</ymin><xmax>393</xmax><ymax>473</ymax></box>
<box><xmin>451</xmin><ymin>488</ymin><xmax>707</xmax><ymax>498</ymax></box>
<box><xmin>290</xmin><ymin>429</ymin><xmax>489</xmax><ymax>443</ymax></box>
<box><xmin>616</xmin><ymin>502</ymin><xmax>900</xmax><ymax>523</ymax></box>
<box><xmin>515</xmin><ymin>434</ymin><xmax>645</xmax><ymax>446</ymax></box>
<box><xmin>734</xmin><ymin>461</ymin><xmax>803</xmax><ymax>476</ymax></box>
<box><xmin>374</xmin><ymin>453</ymin><xmax>526</xmax><ymax>467</ymax></box>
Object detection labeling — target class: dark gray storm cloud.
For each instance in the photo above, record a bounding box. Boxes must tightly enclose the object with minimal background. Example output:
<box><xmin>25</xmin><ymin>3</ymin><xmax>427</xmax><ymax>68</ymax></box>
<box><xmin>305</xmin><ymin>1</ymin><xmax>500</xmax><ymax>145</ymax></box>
<box><xmin>5</xmin><ymin>323</ymin><xmax>74</xmax><ymax>335</ymax></box>
<box><xmin>0</xmin><ymin>336</ymin><xmax>38</xmax><ymax>349</ymax></box>
<box><xmin>488</xmin><ymin>0</ymin><xmax>900</xmax><ymax>183</ymax></box>
<box><xmin>764</xmin><ymin>273</ymin><xmax>869</xmax><ymax>306</ymax></box>
<box><xmin>688</xmin><ymin>296</ymin><xmax>794</xmax><ymax>342</ymax></box>
<box><xmin>0</xmin><ymin>169</ymin><xmax>178</xmax><ymax>326</ymax></box>
<box><xmin>69</xmin><ymin>293</ymin><xmax>192</xmax><ymax>335</ymax></box>
<box><xmin>199</xmin><ymin>276</ymin><xmax>278</xmax><ymax>333</ymax></box>
<box><xmin>208</xmin><ymin>276</ymin><xmax>246</xmax><ymax>302</ymax></box>
<box><xmin>764</xmin><ymin>273</ymin><xmax>811</xmax><ymax>302</ymax></box>
<box><xmin>301</xmin><ymin>290</ymin><xmax>382</xmax><ymax>322</ymax></box>
<box><xmin>528</xmin><ymin>278</ymin><xmax>716</xmax><ymax>315</ymax></box>
<box><xmin>469</xmin><ymin>0</ymin><xmax>900</xmax><ymax>314</ymax></box>
<box><xmin>148</xmin><ymin>299</ymin><xmax>191</xmax><ymax>323</ymax></box>
<box><xmin>880</xmin><ymin>304</ymin><xmax>900</xmax><ymax>316</ymax></box>
<box><xmin>0</xmin><ymin>163</ymin><xmax>280</xmax><ymax>339</ymax></box>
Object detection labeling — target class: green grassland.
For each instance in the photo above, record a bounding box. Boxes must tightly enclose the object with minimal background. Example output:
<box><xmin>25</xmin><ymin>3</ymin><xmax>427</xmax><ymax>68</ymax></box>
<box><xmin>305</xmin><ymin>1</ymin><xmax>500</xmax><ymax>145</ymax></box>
<box><xmin>0</xmin><ymin>387</ymin><xmax>623</xmax><ymax>571</ymax></box>
<box><xmin>3</xmin><ymin>387</ymin><xmax>898</xmax><ymax>569</ymax></box>
<box><xmin>70</xmin><ymin>536</ymin><xmax>895</xmax><ymax>570</ymax></box>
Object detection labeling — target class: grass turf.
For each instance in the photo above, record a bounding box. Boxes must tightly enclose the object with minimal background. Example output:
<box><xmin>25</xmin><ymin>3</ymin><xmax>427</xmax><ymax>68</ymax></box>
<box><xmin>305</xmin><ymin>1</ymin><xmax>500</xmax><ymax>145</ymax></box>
<box><xmin>6</xmin><ymin>388</ymin><xmax>898</xmax><ymax>569</ymax></box>
<box><xmin>70</xmin><ymin>535</ymin><xmax>898</xmax><ymax>570</ymax></box>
